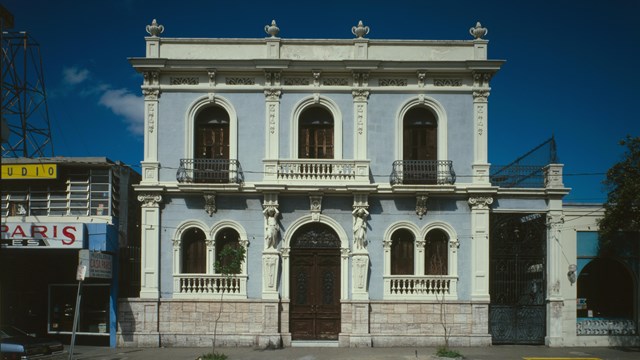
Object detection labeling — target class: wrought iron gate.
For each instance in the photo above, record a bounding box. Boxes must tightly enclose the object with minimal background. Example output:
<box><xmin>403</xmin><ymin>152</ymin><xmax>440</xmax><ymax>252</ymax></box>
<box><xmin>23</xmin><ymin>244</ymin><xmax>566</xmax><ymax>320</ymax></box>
<box><xmin>490</xmin><ymin>213</ymin><xmax>547</xmax><ymax>344</ymax></box>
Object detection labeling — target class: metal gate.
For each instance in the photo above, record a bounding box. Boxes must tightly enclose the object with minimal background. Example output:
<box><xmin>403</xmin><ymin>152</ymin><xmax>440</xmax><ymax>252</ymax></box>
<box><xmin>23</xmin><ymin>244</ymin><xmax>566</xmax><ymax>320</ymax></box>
<box><xmin>490</xmin><ymin>213</ymin><xmax>546</xmax><ymax>344</ymax></box>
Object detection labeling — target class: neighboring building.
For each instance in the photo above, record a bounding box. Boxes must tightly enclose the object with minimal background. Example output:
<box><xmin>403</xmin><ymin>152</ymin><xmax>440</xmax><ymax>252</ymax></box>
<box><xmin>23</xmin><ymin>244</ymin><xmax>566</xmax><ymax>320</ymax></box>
<box><xmin>560</xmin><ymin>203</ymin><xmax>639</xmax><ymax>346</ymax></box>
<box><xmin>0</xmin><ymin>157</ymin><xmax>141</xmax><ymax>347</ymax></box>
<box><xmin>120</xmin><ymin>19</ymin><xmax>577</xmax><ymax>348</ymax></box>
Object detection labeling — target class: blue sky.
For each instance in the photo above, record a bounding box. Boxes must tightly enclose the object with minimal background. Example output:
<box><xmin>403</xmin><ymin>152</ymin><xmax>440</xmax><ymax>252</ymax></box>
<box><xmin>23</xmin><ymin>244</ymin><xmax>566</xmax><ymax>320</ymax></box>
<box><xmin>2</xmin><ymin>0</ymin><xmax>638</xmax><ymax>203</ymax></box>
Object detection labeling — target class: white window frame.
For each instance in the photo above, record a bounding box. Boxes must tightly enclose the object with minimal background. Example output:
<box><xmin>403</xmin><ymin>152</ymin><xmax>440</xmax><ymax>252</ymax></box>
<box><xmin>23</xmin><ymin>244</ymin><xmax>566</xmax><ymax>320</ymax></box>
<box><xmin>291</xmin><ymin>95</ymin><xmax>343</xmax><ymax>159</ymax></box>
<box><xmin>184</xmin><ymin>95</ymin><xmax>238</xmax><ymax>161</ymax></box>
<box><xmin>395</xmin><ymin>96</ymin><xmax>448</xmax><ymax>161</ymax></box>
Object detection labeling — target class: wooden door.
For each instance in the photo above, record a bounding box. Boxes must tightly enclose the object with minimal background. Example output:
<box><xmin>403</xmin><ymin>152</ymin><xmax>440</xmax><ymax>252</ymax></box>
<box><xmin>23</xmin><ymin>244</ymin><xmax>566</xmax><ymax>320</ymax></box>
<box><xmin>290</xmin><ymin>248</ymin><xmax>341</xmax><ymax>340</ymax></box>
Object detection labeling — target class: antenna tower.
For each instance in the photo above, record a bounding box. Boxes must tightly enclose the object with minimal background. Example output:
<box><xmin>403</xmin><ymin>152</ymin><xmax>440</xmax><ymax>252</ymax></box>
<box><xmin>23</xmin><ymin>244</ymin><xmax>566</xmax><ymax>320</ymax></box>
<box><xmin>1</xmin><ymin>5</ymin><xmax>54</xmax><ymax>158</ymax></box>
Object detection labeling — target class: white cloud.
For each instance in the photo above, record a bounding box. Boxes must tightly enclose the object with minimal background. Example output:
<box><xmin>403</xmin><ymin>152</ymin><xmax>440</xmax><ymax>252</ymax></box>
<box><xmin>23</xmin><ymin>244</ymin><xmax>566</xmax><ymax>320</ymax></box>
<box><xmin>98</xmin><ymin>89</ymin><xmax>144</xmax><ymax>136</ymax></box>
<box><xmin>62</xmin><ymin>66</ymin><xmax>90</xmax><ymax>85</ymax></box>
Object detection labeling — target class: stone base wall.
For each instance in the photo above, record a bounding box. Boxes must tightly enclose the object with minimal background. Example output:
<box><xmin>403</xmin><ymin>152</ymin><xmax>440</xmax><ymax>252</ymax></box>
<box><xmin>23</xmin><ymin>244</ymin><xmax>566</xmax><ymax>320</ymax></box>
<box><xmin>117</xmin><ymin>298</ymin><xmax>281</xmax><ymax>348</ymax></box>
<box><xmin>117</xmin><ymin>298</ymin><xmax>491</xmax><ymax>348</ymax></box>
<box><xmin>368</xmin><ymin>301</ymin><xmax>491</xmax><ymax>347</ymax></box>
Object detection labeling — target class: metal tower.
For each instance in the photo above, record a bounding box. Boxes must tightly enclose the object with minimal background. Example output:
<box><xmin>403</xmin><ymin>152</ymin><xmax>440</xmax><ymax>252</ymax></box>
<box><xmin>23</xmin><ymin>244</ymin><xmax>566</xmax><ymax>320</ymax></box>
<box><xmin>1</xmin><ymin>6</ymin><xmax>54</xmax><ymax>158</ymax></box>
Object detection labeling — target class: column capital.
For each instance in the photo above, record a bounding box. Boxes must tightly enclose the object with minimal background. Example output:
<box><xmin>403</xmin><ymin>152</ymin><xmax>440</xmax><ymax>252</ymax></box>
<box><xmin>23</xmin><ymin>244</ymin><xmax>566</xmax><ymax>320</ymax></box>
<box><xmin>468</xmin><ymin>196</ymin><xmax>493</xmax><ymax>210</ymax></box>
<box><xmin>138</xmin><ymin>193</ymin><xmax>163</xmax><ymax>207</ymax></box>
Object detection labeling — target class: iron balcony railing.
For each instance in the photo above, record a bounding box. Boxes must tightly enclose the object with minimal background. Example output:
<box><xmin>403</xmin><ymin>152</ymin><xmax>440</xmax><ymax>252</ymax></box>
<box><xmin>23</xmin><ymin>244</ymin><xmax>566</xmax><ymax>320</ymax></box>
<box><xmin>490</xmin><ymin>165</ymin><xmax>544</xmax><ymax>188</ymax></box>
<box><xmin>390</xmin><ymin>160</ymin><xmax>456</xmax><ymax>185</ymax></box>
<box><xmin>176</xmin><ymin>159</ymin><xmax>243</xmax><ymax>184</ymax></box>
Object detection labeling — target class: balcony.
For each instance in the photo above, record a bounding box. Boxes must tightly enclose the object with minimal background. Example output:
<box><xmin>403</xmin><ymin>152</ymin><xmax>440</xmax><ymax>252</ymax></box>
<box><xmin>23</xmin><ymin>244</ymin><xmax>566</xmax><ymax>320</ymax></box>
<box><xmin>263</xmin><ymin>159</ymin><xmax>370</xmax><ymax>184</ymax></box>
<box><xmin>176</xmin><ymin>159</ymin><xmax>243</xmax><ymax>184</ymax></box>
<box><xmin>173</xmin><ymin>274</ymin><xmax>246</xmax><ymax>299</ymax></box>
<box><xmin>384</xmin><ymin>275</ymin><xmax>458</xmax><ymax>299</ymax></box>
<box><xmin>390</xmin><ymin>160</ymin><xmax>456</xmax><ymax>185</ymax></box>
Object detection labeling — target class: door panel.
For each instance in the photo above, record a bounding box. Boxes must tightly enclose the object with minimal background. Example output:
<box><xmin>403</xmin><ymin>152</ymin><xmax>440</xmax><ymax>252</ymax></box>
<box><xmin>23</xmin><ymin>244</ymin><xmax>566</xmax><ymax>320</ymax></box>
<box><xmin>290</xmin><ymin>248</ymin><xmax>340</xmax><ymax>340</ymax></box>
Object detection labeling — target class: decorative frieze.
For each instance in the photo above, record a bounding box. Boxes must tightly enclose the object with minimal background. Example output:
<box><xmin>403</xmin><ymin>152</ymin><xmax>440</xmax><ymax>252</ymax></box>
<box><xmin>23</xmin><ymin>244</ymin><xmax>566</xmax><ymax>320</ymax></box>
<box><xmin>312</xmin><ymin>71</ymin><xmax>321</xmax><ymax>87</ymax></box>
<box><xmin>283</xmin><ymin>77</ymin><xmax>310</xmax><ymax>86</ymax></box>
<box><xmin>323</xmin><ymin>78</ymin><xmax>349</xmax><ymax>86</ymax></box>
<box><xmin>170</xmin><ymin>77</ymin><xmax>199</xmax><ymax>85</ymax></box>
<box><xmin>434</xmin><ymin>78</ymin><xmax>463</xmax><ymax>87</ymax></box>
<box><xmin>225</xmin><ymin>77</ymin><xmax>255</xmax><ymax>85</ymax></box>
<box><xmin>379</xmin><ymin>78</ymin><xmax>407</xmax><ymax>87</ymax></box>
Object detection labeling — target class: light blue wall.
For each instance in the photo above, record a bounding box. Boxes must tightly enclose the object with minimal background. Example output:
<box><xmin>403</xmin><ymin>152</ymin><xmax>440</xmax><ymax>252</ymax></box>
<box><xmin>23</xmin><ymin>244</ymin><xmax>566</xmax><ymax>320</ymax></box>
<box><xmin>157</xmin><ymin>92</ymin><xmax>266</xmax><ymax>183</ymax></box>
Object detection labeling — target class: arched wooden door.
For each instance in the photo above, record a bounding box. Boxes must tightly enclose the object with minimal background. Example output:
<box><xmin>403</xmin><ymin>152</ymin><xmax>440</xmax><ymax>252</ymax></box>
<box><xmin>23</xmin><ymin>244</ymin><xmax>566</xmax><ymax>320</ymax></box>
<box><xmin>289</xmin><ymin>224</ymin><xmax>341</xmax><ymax>340</ymax></box>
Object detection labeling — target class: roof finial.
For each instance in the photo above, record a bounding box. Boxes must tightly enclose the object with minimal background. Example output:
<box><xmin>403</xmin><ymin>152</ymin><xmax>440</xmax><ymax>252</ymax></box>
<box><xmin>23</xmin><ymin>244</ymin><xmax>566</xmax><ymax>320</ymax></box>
<box><xmin>265</xmin><ymin>20</ymin><xmax>280</xmax><ymax>38</ymax></box>
<box><xmin>469</xmin><ymin>21</ymin><xmax>488</xmax><ymax>39</ymax></box>
<box><xmin>146</xmin><ymin>19</ymin><xmax>164</xmax><ymax>37</ymax></box>
<box><xmin>352</xmin><ymin>20</ymin><xmax>370</xmax><ymax>39</ymax></box>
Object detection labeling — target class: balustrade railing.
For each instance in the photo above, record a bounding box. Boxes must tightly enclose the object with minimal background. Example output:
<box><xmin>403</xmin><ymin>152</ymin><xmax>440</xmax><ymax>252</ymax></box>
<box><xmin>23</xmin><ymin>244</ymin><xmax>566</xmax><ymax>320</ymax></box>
<box><xmin>176</xmin><ymin>159</ymin><xmax>243</xmax><ymax>184</ymax></box>
<box><xmin>263</xmin><ymin>159</ymin><xmax>370</xmax><ymax>183</ymax></box>
<box><xmin>390</xmin><ymin>160</ymin><xmax>456</xmax><ymax>185</ymax></box>
<box><xmin>384</xmin><ymin>275</ymin><xmax>457</xmax><ymax>299</ymax></box>
<box><xmin>174</xmin><ymin>274</ymin><xmax>246</xmax><ymax>298</ymax></box>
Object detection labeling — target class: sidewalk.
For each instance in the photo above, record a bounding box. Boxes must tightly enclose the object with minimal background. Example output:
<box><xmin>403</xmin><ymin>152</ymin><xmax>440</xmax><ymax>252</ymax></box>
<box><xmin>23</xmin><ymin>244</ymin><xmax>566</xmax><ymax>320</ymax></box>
<box><xmin>70</xmin><ymin>345</ymin><xmax>640</xmax><ymax>360</ymax></box>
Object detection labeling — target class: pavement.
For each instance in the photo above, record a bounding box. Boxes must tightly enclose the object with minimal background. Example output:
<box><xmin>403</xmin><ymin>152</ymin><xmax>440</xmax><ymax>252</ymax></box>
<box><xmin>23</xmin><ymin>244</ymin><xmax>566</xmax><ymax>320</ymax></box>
<box><xmin>68</xmin><ymin>345</ymin><xmax>640</xmax><ymax>360</ymax></box>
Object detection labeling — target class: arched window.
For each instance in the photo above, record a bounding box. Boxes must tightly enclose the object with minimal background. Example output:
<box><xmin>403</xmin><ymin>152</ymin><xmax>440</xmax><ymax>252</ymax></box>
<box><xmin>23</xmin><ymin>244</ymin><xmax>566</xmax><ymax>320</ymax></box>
<box><xmin>298</xmin><ymin>106</ymin><xmax>334</xmax><ymax>159</ymax></box>
<box><xmin>214</xmin><ymin>228</ymin><xmax>241</xmax><ymax>274</ymax></box>
<box><xmin>391</xmin><ymin>229</ymin><xmax>414</xmax><ymax>275</ymax></box>
<box><xmin>195</xmin><ymin>106</ymin><xmax>230</xmax><ymax>159</ymax></box>
<box><xmin>425</xmin><ymin>229</ymin><xmax>448</xmax><ymax>275</ymax></box>
<box><xmin>182</xmin><ymin>228</ymin><xmax>206</xmax><ymax>274</ymax></box>
<box><xmin>403</xmin><ymin>107</ymin><xmax>437</xmax><ymax>161</ymax></box>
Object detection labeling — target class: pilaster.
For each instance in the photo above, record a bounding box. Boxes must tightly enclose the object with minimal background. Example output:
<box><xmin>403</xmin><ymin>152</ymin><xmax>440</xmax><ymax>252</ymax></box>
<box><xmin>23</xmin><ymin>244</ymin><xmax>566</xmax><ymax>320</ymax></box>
<box><xmin>472</xmin><ymin>72</ymin><xmax>491</xmax><ymax>185</ymax></box>
<box><xmin>468</xmin><ymin>196</ymin><xmax>493</xmax><ymax>302</ymax></box>
<box><xmin>352</xmin><ymin>89</ymin><xmax>369</xmax><ymax>160</ymax></box>
<box><xmin>138</xmin><ymin>193</ymin><xmax>163</xmax><ymax>299</ymax></box>
<box><xmin>264</xmin><ymin>71</ymin><xmax>282</xmax><ymax>159</ymax></box>
<box><xmin>546</xmin><ymin>207</ymin><xmax>565</xmax><ymax>345</ymax></box>
<box><xmin>141</xmin><ymin>75</ymin><xmax>160</xmax><ymax>185</ymax></box>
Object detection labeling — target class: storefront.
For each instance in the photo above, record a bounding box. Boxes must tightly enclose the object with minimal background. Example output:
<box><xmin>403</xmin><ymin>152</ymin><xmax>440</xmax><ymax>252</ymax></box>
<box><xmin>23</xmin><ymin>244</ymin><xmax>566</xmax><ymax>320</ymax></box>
<box><xmin>0</xmin><ymin>221</ymin><xmax>118</xmax><ymax>346</ymax></box>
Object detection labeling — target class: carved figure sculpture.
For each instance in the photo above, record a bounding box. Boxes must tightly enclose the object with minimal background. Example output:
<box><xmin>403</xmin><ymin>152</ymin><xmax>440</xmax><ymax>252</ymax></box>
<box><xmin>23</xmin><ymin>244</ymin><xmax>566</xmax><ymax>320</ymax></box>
<box><xmin>352</xmin><ymin>207</ymin><xmax>369</xmax><ymax>249</ymax></box>
<box><xmin>263</xmin><ymin>207</ymin><xmax>280</xmax><ymax>249</ymax></box>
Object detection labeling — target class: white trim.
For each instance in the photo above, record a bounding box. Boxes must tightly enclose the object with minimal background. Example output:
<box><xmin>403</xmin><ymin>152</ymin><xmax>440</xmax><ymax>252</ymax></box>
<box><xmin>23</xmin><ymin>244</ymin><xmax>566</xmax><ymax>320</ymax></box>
<box><xmin>290</xmin><ymin>96</ymin><xmax>343</xmax><ymax>159</ymax></box>
<box><xmin>184</xmin><ymin>94</ymin><xmax>238</xmax><ymax>160</ymax></box>
<box><xmin>395</xmin><ymin>96</ymin><xmax>448</xmax><ymax>161</ymax></box>
<box><xmin>281</xmin><ymin>214</ymin><xmax>349</xmax><ymax>300</ymax></box>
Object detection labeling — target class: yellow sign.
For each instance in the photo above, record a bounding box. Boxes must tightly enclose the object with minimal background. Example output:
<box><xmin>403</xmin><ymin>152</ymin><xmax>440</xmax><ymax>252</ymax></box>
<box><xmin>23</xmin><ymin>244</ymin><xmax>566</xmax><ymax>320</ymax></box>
<box><xmin>1</xmin><ymin>164</ymin><xmax>57</xmax><ymax>179</ymax></box>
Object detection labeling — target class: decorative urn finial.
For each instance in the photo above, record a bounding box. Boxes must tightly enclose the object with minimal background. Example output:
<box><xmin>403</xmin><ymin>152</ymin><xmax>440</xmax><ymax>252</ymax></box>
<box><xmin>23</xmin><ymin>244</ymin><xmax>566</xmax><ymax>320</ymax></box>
<box><xmin>146</xmin><ymin>19</ymin><xmax>164</xmax><ymax>37</ymax></box>
<box><xmin>265</xmin><ymin>20</ymin><xmax>280</xmax><ymax>38</ymax></box>
<box><xmin>469</xmin><ymin>21</ymin><xmax>488</xmax><ymax>39</ymax></box>
<box><xmin>351</xmin><ymin>20</ymin><xmax>370</xmax><ymax>39</ymax></box>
